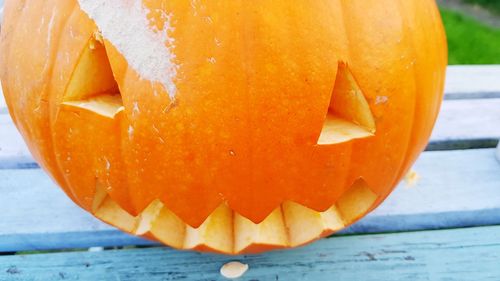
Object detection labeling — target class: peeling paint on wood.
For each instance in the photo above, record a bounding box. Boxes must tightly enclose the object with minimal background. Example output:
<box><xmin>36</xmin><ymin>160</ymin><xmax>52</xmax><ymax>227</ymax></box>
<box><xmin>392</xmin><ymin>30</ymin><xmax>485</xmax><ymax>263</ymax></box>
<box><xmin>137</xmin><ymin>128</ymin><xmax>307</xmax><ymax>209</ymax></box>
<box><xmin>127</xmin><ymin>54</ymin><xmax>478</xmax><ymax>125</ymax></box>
<box><xmin>1</xmin><ymin>226</ymin><xmax>500</xmax><ymax>281</ymax></box>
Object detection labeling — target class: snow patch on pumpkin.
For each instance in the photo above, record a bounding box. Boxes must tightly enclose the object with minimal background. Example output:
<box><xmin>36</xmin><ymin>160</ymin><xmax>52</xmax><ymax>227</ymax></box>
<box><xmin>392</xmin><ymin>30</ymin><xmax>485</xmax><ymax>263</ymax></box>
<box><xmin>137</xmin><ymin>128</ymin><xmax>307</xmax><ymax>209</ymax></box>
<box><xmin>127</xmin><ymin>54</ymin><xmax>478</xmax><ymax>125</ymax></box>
<box><xmin>78</xmin><ymin>0</ymin><xmax>178</xmax><ymax>98</ymax></box>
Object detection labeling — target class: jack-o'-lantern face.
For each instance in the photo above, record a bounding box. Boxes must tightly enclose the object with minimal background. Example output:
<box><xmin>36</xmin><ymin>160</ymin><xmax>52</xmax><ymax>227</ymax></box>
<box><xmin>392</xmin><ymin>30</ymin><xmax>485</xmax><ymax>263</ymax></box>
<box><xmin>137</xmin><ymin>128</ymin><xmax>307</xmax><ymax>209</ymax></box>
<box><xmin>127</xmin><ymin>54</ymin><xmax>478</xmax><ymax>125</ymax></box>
<box><xmin>0</xmin><ymin>0</ymin><xmax>447</xmax><ymax>254</ymax></box>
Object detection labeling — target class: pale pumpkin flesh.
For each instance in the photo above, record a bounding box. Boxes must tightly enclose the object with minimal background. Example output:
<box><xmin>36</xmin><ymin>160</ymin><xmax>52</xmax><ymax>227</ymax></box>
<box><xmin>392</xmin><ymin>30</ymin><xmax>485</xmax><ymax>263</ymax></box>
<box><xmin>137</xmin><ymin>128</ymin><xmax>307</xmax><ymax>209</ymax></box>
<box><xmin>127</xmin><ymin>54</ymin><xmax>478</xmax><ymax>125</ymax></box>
<box><xmin>92</xmin><ymin>176</ymin><xmax>377</xmax><ymax>254</ymax></box>
<box><xmin>0</xmin><ymin>0</ymin><xmax>447</xmax><ymax>254</ymax></box>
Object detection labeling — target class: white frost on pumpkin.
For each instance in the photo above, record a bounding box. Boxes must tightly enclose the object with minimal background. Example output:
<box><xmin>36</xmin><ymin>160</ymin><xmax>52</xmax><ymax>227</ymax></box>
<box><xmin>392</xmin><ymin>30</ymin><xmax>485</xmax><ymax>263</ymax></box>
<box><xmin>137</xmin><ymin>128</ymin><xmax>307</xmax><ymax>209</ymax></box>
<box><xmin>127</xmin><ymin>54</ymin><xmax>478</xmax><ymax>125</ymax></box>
<box><xmin>78</xmin><ymin>0</ymin><xmax>178</xmax><ymax>98</ymax></box>
<box><xmin>105</xmin><ymin>158</ymin><xmax>111</xmax><ymax>170</ymax></box>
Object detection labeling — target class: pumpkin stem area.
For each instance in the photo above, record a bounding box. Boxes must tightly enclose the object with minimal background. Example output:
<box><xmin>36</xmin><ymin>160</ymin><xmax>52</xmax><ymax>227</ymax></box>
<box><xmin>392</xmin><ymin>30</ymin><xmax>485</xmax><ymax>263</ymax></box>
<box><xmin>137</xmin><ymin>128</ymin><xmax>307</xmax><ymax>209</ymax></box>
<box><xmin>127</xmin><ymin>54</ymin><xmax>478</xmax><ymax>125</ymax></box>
<box><xmin>317</xmin><ymin>63</ymin><xmax>376</xmax><ymax>145</ymax></box>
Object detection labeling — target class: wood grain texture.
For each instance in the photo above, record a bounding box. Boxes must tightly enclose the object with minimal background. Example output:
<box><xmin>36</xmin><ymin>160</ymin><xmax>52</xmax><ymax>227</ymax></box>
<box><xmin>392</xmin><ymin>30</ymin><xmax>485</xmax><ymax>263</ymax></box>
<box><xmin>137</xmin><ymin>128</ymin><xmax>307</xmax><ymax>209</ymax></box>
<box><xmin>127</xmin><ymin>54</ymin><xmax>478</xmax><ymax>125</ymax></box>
<box><xmin>0</xmin><ymin>148</ymin><xmax>498</xmax><ymax>252</ymax></box>
<box><xmin>1</xmin><ymin>225</ymin><xmax>500</xmax><ymax>281</ymax></box>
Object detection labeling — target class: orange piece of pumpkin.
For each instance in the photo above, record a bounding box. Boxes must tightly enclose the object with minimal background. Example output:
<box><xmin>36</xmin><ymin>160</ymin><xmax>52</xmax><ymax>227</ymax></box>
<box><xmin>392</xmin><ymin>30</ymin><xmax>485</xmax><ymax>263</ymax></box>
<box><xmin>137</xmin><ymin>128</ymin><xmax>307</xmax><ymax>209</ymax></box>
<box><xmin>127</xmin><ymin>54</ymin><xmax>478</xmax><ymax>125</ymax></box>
<box><xmin>0</xmin><ymin>0</ymin><xmax>447</xmax><ymax>254</ymax></box>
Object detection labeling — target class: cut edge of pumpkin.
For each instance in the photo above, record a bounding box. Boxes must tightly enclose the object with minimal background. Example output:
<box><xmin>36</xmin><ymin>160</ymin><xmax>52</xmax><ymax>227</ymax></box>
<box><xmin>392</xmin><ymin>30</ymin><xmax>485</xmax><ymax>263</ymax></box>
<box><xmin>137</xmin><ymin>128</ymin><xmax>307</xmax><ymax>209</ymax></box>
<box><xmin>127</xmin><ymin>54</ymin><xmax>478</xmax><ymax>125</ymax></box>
<box><xmin>317</xmin><ymin>62</ymin><xmax>376</xmax><ymax>145</ymax></box>
<box><xmin>63</xmin><ymin>32</ymin><xmax>120</xmax><ymax>103</ymax></box>
<box><xmin>60</xmin><ymin>31</ymin><xmax>124</xmax><ymax>119</ymax></box>
<box><xmin>92</xmin><ymin>178</ymin><xmax>378</xmax><ymax>255</ymax></box>
<box><xmin>61</xmin><ymin>94</ymin><xmax>124</xmax><ymax>119</ymax></box>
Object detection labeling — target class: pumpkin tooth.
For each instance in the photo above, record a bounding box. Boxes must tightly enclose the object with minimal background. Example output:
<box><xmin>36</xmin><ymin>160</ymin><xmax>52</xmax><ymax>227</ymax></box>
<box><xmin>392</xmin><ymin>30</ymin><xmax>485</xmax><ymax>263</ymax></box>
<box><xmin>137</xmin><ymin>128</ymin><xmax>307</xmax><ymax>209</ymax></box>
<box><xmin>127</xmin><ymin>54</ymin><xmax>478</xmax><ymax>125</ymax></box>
<box><xmin>234</xmin><ymin>207</ymin><xmax>289</xmax><ymax>254</ymax></box>
<box><xmin>133</xmin><ymin>200</ymin><xmax>164</xmax><ymax>235</ymax></box>
<box><xmin>336</xmin><ymin>179</ymin><xmax>378</xmax><ymax>225</ymax></box>
<box><xmin>183</xmin><ymin>204</ymin><xmax>234</xmax><ymax>254</ymax></box>
<box><xmin>282</xmin><ymin>202</ymin><xmax>331</xmax><ymax>247</ymax></box>
<box><xmin>149</xmin><ymin>207</ymin><xmax>187</xmax><ymax>249</ymax></box>
<box><xmin>318</xmin><ymin>206</ymin><xmax>345</xmax><ymax>237</ymax></box>
<box><xmin>94</xmin><ymin>195</ymin><xmax>136</xmax><ymax>233</ymax></box>
<box><xmin>92</xmin><ymin>181</ymin><xmax>109</xmax><ymax>213</ymax></box>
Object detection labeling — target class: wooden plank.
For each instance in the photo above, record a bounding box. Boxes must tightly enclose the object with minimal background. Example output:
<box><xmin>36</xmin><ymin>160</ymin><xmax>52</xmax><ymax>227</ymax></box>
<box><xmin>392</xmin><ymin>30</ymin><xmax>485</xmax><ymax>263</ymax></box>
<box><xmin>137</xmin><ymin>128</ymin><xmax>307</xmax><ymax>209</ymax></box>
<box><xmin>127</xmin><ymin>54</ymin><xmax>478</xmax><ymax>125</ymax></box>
<box><xmin>0</xmin><ymin>83</ymin><xmax>5</xmax><ymax>114</ymax></box>
<box><xmin>1</xmin><ymin>98</ymin><xmax>499</xmax><ymax>168</ymax></box>
<box><xmin>497</xmin><ymin>142</ymin><xmax>500</xmax><ymax>162</ymax></box>
<box><xmin>0</xmin><ymin>115</ymin><xmax>35</xmax><ymax>169</ymax></box>
<box><xmin>0</xmin><ymin>148</ymin><xmax>498</xmax><ymax>252</ymax></box>
<box><xmin>344</xmin><ymin>148</ymin><xmax>500</xmax><ymax>234</ymax></box>
<box><xmin>1</xmin><ymin>225</ymin><xmax>500</xmax><ymax>281</ymax></box>
<box><xmin>427</xmin><ymin>98</ymin><xmax>500</xmax><ymax>150</ymax></box>
<box><xmin>445</xmin><ymin>65</ymin><xmax>500</xmax><ymax>99</ymax></box>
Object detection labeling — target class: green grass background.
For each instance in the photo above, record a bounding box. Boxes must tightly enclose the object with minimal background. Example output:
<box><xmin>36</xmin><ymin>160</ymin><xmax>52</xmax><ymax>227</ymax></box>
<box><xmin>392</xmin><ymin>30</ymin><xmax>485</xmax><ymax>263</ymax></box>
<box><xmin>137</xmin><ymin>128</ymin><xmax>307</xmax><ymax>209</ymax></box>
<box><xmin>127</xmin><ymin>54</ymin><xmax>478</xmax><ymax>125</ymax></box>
<box><xmin>441</xmin><ymin>8</ymin><xmax>500</xmax><ymax>64</ymax></box>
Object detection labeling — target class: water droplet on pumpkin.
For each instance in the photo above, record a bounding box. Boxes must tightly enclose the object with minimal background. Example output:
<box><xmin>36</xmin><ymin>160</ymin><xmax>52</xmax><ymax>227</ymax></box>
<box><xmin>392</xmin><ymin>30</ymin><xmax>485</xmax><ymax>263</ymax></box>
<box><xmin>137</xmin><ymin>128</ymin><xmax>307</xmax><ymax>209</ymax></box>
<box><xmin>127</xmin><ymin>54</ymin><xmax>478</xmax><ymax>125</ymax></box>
<box><xmin>207</xmin><ymin>57</ymin><xmax>216</xmax><ymax>64</ymax></box>
<box><xmin>128</xmin><ymin>125</ymin><xmax>134</xmax><ymax>139</ymax></box>
<box><xmin>229</xmin><ymin>150</ymin><xmax>236</xmax><ymax>156</ymax></box>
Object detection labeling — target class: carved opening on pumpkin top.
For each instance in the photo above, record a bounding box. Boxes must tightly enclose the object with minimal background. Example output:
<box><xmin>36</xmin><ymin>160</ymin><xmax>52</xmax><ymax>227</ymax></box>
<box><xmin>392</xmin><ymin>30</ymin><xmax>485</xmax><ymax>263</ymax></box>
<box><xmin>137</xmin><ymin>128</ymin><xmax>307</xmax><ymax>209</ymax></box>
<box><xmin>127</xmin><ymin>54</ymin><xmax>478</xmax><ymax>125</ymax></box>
<box><xmin>317</xmin><ymin>63</ymin><xmax>376</xmax><ymax>145</ymax></box>
<box><xmin>62</xmin><ymin>32</ymin><xmax>123</xmax><ymax>118</ymax></box>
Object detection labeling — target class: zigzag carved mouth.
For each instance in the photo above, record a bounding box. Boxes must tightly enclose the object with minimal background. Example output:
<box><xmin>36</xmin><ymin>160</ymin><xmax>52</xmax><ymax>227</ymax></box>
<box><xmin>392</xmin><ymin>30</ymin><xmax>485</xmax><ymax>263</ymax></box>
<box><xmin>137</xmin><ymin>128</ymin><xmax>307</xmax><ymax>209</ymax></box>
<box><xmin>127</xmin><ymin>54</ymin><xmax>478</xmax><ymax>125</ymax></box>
<box><xmin>93</xmin><ymin>178</ymin><xmax>378</xmax><ymax>254</ymax></box>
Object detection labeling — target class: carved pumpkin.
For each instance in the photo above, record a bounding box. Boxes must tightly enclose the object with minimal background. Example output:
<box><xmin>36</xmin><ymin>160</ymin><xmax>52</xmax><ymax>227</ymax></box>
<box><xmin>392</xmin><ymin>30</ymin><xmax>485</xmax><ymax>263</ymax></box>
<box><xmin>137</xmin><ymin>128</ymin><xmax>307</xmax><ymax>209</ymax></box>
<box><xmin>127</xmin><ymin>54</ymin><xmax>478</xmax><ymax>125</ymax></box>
<box><xmin>0</xmin><ymin>0</ymin><xmax>447</xmax><ymax>254</ymax></box>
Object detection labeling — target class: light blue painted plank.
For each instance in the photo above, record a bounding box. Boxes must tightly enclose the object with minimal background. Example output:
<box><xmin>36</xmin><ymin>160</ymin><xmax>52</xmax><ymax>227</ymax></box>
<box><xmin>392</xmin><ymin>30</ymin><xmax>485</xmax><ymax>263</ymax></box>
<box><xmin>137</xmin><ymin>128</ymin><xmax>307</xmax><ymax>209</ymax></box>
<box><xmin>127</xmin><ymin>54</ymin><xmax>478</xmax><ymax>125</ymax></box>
<box><xmin>0</xmin><ymin>115</ymin><xmax>35</xmax><ymax>169</ymax></box>
<box><xmin>497</xmin><ymin>142</ymin><xmax>500</xmax><ymax>162</ymax></box>
<box><xmin>427</xmin><ymin>98</ymin><xmax>500</xmax><ymax>150</ymax></box>
<box><xmin>445</xmin><ymin>65</ymin><xmax>500</xmax><ymax>99</ymax></box>
<box><xmin>0</xmin><ymin>149</ymin><xmax>499</xmax><ymax>252</ymax></box>
<box><xmin>1</xmin><ymin>225</ymin><xmax>500</xmax><ymax>281</ymax></box>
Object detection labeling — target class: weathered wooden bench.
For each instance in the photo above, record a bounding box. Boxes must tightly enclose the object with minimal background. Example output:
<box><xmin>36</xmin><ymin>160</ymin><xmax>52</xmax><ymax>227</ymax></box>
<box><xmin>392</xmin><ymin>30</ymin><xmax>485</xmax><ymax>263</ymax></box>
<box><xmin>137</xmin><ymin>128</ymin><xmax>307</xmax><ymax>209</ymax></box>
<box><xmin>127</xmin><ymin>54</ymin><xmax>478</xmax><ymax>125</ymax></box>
<box><xmin>0</xmin><ymin>65</ymin><xmax>499</xmax><ymax>280</ymax></box>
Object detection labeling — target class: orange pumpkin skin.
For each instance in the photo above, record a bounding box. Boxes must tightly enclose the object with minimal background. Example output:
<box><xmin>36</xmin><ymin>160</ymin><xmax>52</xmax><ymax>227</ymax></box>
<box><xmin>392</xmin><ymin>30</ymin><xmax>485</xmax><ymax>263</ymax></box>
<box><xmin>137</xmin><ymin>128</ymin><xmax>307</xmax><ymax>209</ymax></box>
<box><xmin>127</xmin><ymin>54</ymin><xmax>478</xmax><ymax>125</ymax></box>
<box><xmin>0</xmin><ymin>0</ymin><xmax>447</xmax><ymax>254</ymax></box>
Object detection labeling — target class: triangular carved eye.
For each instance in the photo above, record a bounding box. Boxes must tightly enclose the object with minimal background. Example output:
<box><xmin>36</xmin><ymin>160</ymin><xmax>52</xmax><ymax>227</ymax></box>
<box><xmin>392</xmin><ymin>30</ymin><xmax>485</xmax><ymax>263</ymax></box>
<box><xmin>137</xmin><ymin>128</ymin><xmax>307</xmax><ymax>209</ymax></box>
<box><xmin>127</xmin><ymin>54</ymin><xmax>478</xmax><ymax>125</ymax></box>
<box><xmin>317</xmin><ymin>63</ymin><xmax>376</xmax><ymax>145</ymax></box>
<box><xmin>62</xmin><ymin>32</ymin><xmax>123</xmax><ymax>118</ymax></box>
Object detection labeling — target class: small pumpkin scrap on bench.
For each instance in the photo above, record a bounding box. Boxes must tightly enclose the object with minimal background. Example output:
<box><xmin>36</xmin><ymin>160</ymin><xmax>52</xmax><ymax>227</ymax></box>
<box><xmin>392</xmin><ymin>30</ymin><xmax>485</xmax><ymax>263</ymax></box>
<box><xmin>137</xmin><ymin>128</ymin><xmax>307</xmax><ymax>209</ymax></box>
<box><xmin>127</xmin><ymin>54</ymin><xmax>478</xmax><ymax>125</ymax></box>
<box><xmin>0</xmin><ymin>0</ymin><xmax>447</xmax><ymax>254</ymax></box>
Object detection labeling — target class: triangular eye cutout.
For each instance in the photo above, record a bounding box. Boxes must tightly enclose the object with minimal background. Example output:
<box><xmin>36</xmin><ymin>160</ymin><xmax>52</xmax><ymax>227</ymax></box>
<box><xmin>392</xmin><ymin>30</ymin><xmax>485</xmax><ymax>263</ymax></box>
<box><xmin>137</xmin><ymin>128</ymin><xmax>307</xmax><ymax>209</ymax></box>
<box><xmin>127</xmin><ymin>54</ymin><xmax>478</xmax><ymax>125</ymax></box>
<box><xmin>317</xmin><ymin>63</ymin><xmax>376</xmax><ymax>145</ymax></box>
<box><xmin>62</xmin><ymin>32</ymin><xmax>123</xmax><ymax>118</ymax></box>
